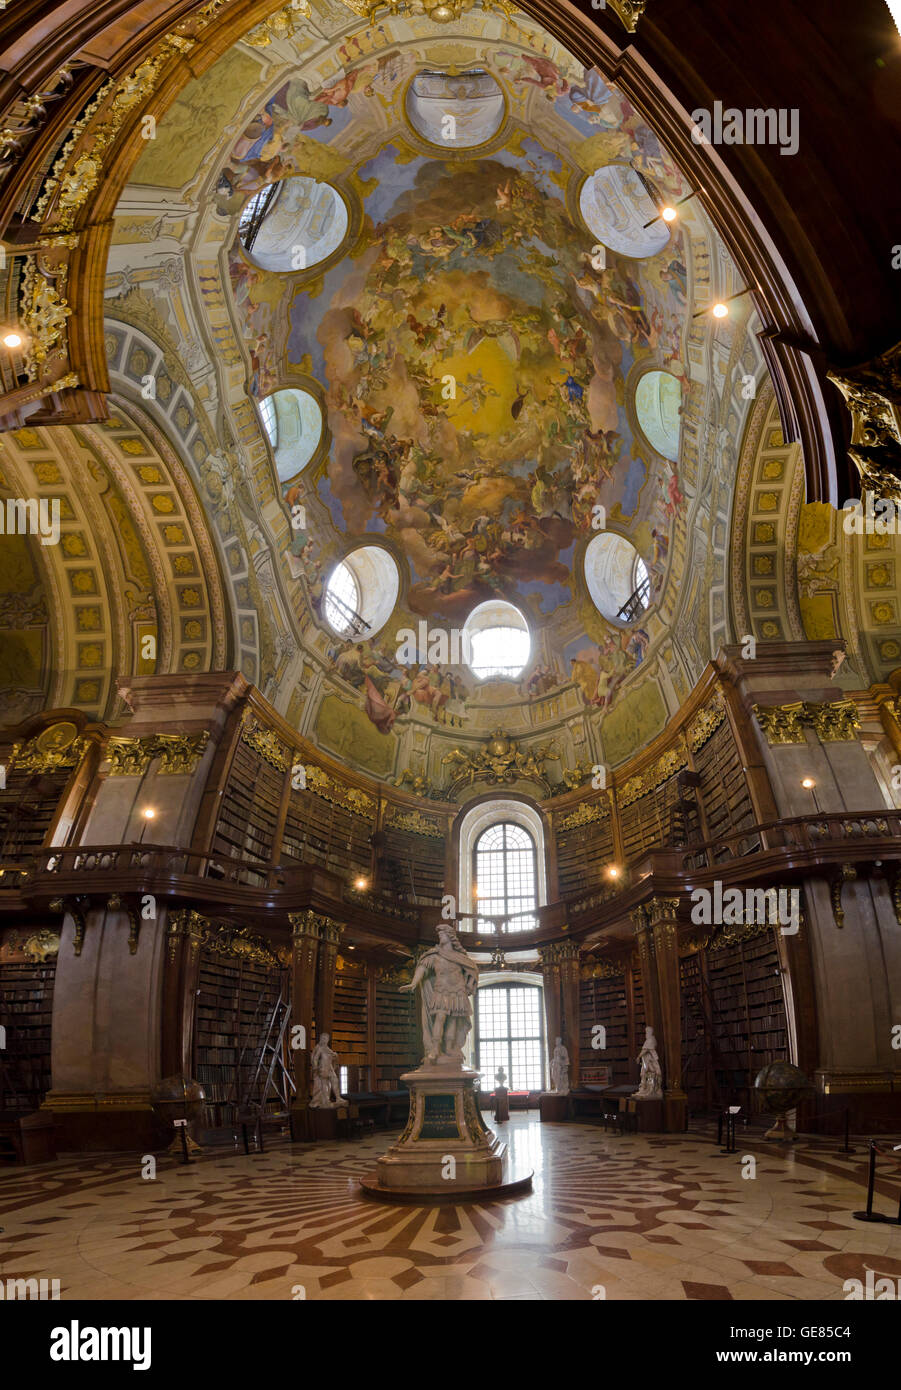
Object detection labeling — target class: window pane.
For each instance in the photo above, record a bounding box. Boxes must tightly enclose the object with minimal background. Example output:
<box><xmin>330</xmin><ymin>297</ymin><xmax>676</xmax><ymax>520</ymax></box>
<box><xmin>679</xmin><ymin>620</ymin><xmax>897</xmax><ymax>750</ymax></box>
<box><xmin>474</xmin><ymin>821</ymin><xmax>537</xmax><ymax>932</ymax></box>
<box><xmin>476</xmin><ymin>984</ymin><xmax>544</xmax><ymax>1092</ymax></box>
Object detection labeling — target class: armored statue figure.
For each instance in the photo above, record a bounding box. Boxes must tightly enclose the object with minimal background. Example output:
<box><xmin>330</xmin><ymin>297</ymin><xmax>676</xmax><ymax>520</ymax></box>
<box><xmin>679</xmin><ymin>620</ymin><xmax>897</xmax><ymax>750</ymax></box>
<box><xmin>400</xmin><ymin>923</ymin><xmax>479</xmax><ymax>1066</ymax></box>
<box><xmin>550</xmin><ymin>1037</ymin><xmax>570</xmax><ymax>1095</ymax></box>
<box><xmin>310</xmin><ymin>1031</ymin><xmax>343</xmax><ymax>1108</ymax></box>
<box><xmin>634</xmin><ymin>1025</ymin><xmax>663</xmax><ymax>1099</ymax></box>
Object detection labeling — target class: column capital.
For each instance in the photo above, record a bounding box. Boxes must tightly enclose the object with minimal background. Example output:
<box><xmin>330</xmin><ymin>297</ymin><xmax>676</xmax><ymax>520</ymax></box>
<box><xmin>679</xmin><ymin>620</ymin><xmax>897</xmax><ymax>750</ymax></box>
<box><xmin>320</xmin><ymin>920</ymin><xmax>344</xmax><ymax>947</ymax></box>
<box><xmin>646</xmin><ymin>897</ymin><xmax>681</xmax><ymax>928</ymax></box>
<box><xmin>289</xmin><ymin>910</ymin><xmax>328</xmax><ymax>941</ymax></box>
<box><xmin>166</xmin><ymin>907</ymin><xmax>208</xmax><ymax>963</ymax></box>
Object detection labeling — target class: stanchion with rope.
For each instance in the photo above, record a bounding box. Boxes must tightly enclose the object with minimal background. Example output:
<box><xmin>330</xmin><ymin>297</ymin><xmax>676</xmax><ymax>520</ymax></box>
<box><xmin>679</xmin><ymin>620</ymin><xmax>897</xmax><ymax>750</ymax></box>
<box><xmin>853</xmin><ymin>1140</ymin><xmax>901</xmax><ymax>1224</ymax></box>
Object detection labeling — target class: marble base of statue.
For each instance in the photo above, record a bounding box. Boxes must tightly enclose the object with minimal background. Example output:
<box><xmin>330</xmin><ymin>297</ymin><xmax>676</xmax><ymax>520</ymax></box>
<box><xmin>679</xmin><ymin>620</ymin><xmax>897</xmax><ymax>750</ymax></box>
<box><xmin>361</xmin><ymin>1060</ymin><xmax>532</xmax><ymax>1201</ymax></box>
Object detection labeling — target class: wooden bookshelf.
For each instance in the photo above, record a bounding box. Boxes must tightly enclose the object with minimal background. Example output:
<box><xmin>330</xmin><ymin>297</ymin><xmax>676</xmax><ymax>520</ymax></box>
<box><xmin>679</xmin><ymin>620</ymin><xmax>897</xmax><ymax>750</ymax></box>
<box><xmin>555</xmin><ymin>812</ymin><xmax>615</xmax><ymax>897</ymax></box>
<box><xmin>0</xmin><ymin>959</ymin><xmax>55</xmax><ymax>1112</ymax></box>
<box><xmin>374</xmin><ymin>979</ymin><xmax>418</xmax><ymax>1089</ymax></box>
<box><xmin>579</xmin><ymin>971</ymin><xmax>629</xmax><ymax>1084</ymax></box>
<box><xmin>212</xmin><ymin>741</ymin><xmax>285</xmax><ymax>869</ymax></box>
<box><xmin>700</xmin><ymin>926</ymin><xmax>788</xmax><ymax>1111</ymax></box>
<box><xmin>193</xmin><ymin>948</ymin><xmax>285</xmax><ymax>1127</ymax></box>
<box><xmin>0</xmin><ymin>768</ymin><xmax>71</xmax><ymax>861</ymax></box>
<box><xmin>332</xmin><ymin>960</ymin><xmax>368</xmax><ymax>1079</ymax></box>
<box><xmin>691</xmin><ymin>718</ymin><xmax>757</xmax><ymax>862</ymax></box>
<box><xmin>380</xmin><ymin>823</ymin><xmax>445</xmax><ymax>905</ymax></box>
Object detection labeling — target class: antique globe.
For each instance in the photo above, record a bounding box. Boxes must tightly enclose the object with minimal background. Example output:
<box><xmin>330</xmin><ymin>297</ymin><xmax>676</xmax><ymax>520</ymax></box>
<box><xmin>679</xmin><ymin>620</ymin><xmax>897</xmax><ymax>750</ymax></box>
<box><xmin>754</xmin><ymin>1060</ymin><xmax>811</xmax><ymax>1142</ymax></box>
<box><xmin>150</xmin><ymin>1073</ymin><xmax>207</xmax><ymax>1153</ymax></box>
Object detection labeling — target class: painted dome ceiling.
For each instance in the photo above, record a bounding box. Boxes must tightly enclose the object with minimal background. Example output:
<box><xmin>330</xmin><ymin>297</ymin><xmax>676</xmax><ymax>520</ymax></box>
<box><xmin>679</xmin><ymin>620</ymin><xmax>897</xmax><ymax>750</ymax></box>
<box><xmin>100</xmin><ymin>0</ymin><xmax>768</xmax><ymax>789</ymax></box>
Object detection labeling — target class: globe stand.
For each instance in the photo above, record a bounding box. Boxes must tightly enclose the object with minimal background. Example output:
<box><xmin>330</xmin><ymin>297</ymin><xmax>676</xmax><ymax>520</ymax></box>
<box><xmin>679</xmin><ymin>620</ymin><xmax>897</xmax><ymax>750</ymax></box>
<box><xmin>763</xmin><ymin>1112</ymin><xmax>797</xmax><ymax>1143</ymax></box>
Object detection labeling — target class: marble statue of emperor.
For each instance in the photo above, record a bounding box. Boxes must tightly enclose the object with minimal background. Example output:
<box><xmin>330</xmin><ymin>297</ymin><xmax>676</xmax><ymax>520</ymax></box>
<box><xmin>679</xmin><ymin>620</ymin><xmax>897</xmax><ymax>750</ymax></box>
<box><xmin>400</xmin><ymin>923</ymin><xmax>479</xmax><ymax>1066</ymax></box>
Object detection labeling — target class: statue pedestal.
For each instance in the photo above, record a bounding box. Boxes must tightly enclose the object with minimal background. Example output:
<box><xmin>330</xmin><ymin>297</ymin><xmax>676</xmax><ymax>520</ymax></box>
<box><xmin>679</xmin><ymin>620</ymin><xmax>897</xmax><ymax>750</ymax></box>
<box><xmin>360</xmin><ymin>1064</ymin><xmax>532</xmax><ymax>1202</ymax></box>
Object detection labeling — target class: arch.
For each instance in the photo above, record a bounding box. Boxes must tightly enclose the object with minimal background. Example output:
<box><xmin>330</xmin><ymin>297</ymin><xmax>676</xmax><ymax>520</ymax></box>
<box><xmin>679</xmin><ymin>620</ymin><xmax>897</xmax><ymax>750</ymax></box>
<box><xmin>456</xmin><ymin>796</ymin><xmax>548</xmax><ymax>931</ymax></box>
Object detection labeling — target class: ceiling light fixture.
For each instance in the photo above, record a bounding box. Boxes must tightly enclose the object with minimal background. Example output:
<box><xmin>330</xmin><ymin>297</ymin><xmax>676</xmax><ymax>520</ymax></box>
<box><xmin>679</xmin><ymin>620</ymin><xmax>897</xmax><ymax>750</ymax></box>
<box><xmin>642</xmin><ymin>187</ymin><xmax>700</xmax><ymax>229</ymax></box>
<box><xmin>693</xmin><ymin>287</ymin><xmax>753</xmax><ymax>321</ymax></box>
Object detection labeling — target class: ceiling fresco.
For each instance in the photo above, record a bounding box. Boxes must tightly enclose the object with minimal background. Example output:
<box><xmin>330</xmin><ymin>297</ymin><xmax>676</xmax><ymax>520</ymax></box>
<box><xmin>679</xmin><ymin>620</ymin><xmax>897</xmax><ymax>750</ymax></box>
<box><xmin>94</xmin><ymin>0</ymin><xmax>781</xmax><ymax>785</ymax></box>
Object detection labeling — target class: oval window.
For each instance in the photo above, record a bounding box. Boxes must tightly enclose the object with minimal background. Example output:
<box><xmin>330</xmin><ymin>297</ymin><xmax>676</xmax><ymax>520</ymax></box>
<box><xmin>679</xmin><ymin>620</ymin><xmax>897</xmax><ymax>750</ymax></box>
<box><xmin>238</xmin><ymin>176</ymin><xmax>348</xmax><ymax>272</ymax></box>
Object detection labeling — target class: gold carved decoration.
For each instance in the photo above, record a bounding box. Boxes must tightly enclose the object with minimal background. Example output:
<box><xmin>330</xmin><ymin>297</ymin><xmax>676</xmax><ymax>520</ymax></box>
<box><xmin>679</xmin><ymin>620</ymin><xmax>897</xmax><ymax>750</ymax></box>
<box><xmin>580</xmin><ymin>957</ymin><xmax>626</xmax><ymax>980</ymax></box>
<box><xmin>107</xmin><ymin>893</ymin><xmax>139</xmax><ymax>955</ymax></box>
<box><xmin>753</xmin><ymin>702</ymin><xmax>806</xmax><ymax>744</ymax></box>
<box><xmin>830</xmin><ymin>864</ymin><xmax>857</xmax><ymax>930</ymax></box>
<box><xmin>559</xmin><ymin>760</ymin><xmax>594</xmax><ymax>790</ymax></box>
<box><xmin>827</xmin><ymin>341</ymin><xmax>901</xmax><ymax>500</ymax></box>
<box><xmin>341</xmin><ymin>0</ymin><xmax>520</xmax><ymax>23</ymax></box>
<box><xmin>804</xmin><ymin>700</ymin><xmax>861</xmax><ymax>742</ymax></box>
<box><xmin>753</xmin><ymin>700</ymin><xmax>861</xmax><ymax>744</ymax></box>
<box><xmin>105</xmin><ymin>732</ymin><xmax>209</xmax><ymax>775</ymax></box>
<box><xmin>303</xmin><ymin>763</ymin><xmax>376</xmax><ymax>817</ymax></box>
<box><xmin>686</xmin><ymin>693</ymin><xmax>727</xmax><ymax>752</ymax></box>
<box><xmin>2</xmin><ymin>928</ymin><xmax>60</xmax><ymax>962</ymax></box>
<box><xmin>20</xmin><ymin>260</ymin><xmax>72</xmax><ymax>377</ymax></box>
<box><xmin>245</xmin><ymin>0</ymin><xmax>312</xmax><ymax>44</ymax></box>
<box><xmin>106</xmin><ymin>738</ymin><xmax>152</xmax><ymax>776</ymax></box>
<box><xmin>386</xmin><ymin>809</ymin><xmax>443</xmax><ymax>838</ymax></box>
<box><xmin>618</xmin><ymin>743</ymin><xmax>688</xmax><ymax>807</ymax></box>
<box><xmin>36</xmin><ymin>36</ymin><xmax>196</xmax><ymax>232</ymax></box>
<box><xmin>440</xmin><ymin>729</ymin><xmax>556</xmax><ymax>795</ymax></box>
<box><xmin>559</xmin><ymin>799</ymin><xmax>610</xmax><ymax>831</ymax></box>
<box><xmin>241</xmin><ymin>709</ymin><xmax>290</xmax><ymax>771</ymax></box>
<box><xmin>9</xmin><ymin>722</ymin><xmax>85</xmax><ymax>773</ymax></box>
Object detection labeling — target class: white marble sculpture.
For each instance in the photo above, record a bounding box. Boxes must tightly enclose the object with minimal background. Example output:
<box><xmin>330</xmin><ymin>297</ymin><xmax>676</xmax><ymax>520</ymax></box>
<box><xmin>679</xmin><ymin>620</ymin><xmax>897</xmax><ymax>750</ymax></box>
<box><xmin>310</xmin><ymin>1032</ymin><xmax>343</xmax><ymax>1108</ymax></box>
<box><xmin>495</xmin><ymin>1066</ymin><xmax>508</xmax><ymax>1089</ymax></box>
<box><xmin>634</xmin><ymin>1025</ymin><xmax>662</xmax><ymax>1099</ymax></box>
<box><xmin>399</xmin><ymin>923</ymin><xmax>478</xmax><ymax>1066</ymax></box>
<box><xmin>550</xmin><ymin>1037</ymin><xmax>570</xmax><ymax>1095</ymax></box>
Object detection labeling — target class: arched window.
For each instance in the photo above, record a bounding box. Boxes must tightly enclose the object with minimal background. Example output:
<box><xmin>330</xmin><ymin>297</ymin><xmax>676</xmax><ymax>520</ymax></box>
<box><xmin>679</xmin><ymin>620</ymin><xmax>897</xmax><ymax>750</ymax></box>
<box><xmin>324</xmin><ymin>560</ymin><xmax>362</xmax><ymax>636</ymax></box>
<box><xmin>475</xmin><ymin>982</ymin><xmax>545</xmax><ymax>1091</ymax></box>
<box><xmin>473</xmin><ymin>821</ymin><xmax>537</xmax><ymax>932</ymax></box>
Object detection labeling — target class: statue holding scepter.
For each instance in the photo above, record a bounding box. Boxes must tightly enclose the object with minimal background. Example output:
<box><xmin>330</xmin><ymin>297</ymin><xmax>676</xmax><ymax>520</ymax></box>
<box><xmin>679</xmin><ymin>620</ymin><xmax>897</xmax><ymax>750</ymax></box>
<box><xmin>400</xmin><ymin>923</ymin><xmax>479</xmax><ymax>1066</ymax></box>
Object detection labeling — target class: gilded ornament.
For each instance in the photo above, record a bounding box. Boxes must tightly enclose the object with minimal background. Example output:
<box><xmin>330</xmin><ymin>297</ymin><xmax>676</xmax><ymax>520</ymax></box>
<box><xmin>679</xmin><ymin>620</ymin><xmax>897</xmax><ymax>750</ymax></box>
<box><xmin>753</xmin><ymin>702</ymin><xmax>805</xmax><ymax>745</ymax></box>
<box><xmin>241</xmin><ymin>708</ymin><xmax>290</xmax><ymax>771</ymax></box>
<box><xmin>10</xmin><ymin>723</ymin><xmax>85</xmax><ymax>772</ymax></box>
<box><xmin>619</xmin><ymin>743</ymin><xmax>688</xmax><ymax>806</ymax></box>
<box><xmin>155</xmin><ymin>731</ymin><xmax>209</xmax><ymax>774</ymax></box>
<box><xmin>687</xmin><ymin>693</ymin><xmax>727</xmax><ymax>751</ymax></box>
<box><xmin>439</xmin><ymin>729</ymin><xmax>556</xmax><ymax>795</ymax></box>
<box><xmin>827</xmin><ymin>341</ymin><xmax>901</xmax><ymax>499</ymax></box>
<box><xmin>106</xmin><ymin>738</ymin><xmax>153</xmax><ymax>776</ymax></box>
<box><xmin>559</xmin><ymin>799</ymin><xmax>610</xmax><ymax>831</ymax></box>
<box><xmin>245</xmin><ymin>0</ymin><xmax>312</xmax><ymax>45</ymax></box>
<box><xmin>385</xmin><ymin>809</ymin><xmax>442</xmax><ymax>838</ymax></box>
<box><xmin>21</xmin><ymin>260</ymin><xmax>72</xmax><ymax>376</ymax></box>
<box><xmin>803</xmin><ymin>700</ymin><xmax>860</xmax><ymax>742</ymax></box>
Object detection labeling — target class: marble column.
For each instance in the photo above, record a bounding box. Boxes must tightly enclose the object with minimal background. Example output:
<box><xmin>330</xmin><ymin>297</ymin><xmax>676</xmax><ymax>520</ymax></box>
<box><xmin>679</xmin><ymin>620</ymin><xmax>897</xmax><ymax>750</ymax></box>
<box><xmin>289</xmin><ymin>909</ymin><xmax>322</xmax><ymax>1140</ymax></box>
<box><xmin>647</xmin><ymin>896</ymin><xmax>686</xmax><ymax>1131</ymax></box>
<box><xmin>315</xmin><ymin>919</ymin><xmax>343</xmax><ymax>1039</ymax></box>
<box><xmin>557</xmin><ymin>940</ymin><xmax>582</xmax><ymax>1089</ymax></box>
<box><xmin>538</xmin><ymin>943</ymin><xmax>562</xmax><ymax>1086</ymax></box>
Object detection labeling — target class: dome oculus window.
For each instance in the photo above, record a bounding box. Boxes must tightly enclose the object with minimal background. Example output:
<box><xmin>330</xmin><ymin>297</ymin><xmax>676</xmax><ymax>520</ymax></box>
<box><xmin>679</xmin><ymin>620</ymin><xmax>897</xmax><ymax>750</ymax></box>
<box><xmin>579</xmin><ymin>163</ymin><xmax>671</xmax><ymax>259</ymax></box>
<box><xmin>405</xmin><ymin>69</ymin><xmax>505</xmax><ymax>148</ymax></box>
<box><xmin>324</xmin><ymin>560</ymin><xmax>362</xmax><ymax>637</ymax></box>
<box><xmin>259</xmin><ymin>387</ymin><xmax>323</xmax><ymax>482</ymax></box>
<box><xmin>238</xmin><ymin>176</ymin><xmax>348</xmax><ymax>273</ymax></box>
<box><xmin>634</xmin><ymin>369</ymin><xmax>682</xmax><ymax>462</ymax></box>
<box><xmin>463</xmin><ymin>600</ymin><xmax>530</xmax><ymax>681</ymax></box>
<box><xmin>584</xmin><ymin>532</ymin><xmax>651</xmax><ymax>625</ymax></box>
<box><xmin>323</xmin><ymin>546</ymin><xmax>400</xmax><ymax>643</ymax></box>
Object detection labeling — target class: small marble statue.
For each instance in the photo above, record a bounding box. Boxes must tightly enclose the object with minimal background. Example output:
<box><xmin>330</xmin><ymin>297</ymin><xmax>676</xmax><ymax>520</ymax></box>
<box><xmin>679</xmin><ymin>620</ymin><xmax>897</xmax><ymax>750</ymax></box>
<box><xmin>310</xmin><ymin>1032</ymin><xmax>343</xmax><ymax>1108</ymax></box>
<box><xmin>549</xmin><ymin>1037</ymin><xmax>570</xmax><ymax>1095</ymax></box>
<box><xmin>634</xmin><ymin>1025</ymin><xmax>662</xmax><ymax>1099</ymax></box>
<box><xmin>495</xmin><ymin>1066</ymin><xmax>508</xmax><ymax>1089</ymax></box>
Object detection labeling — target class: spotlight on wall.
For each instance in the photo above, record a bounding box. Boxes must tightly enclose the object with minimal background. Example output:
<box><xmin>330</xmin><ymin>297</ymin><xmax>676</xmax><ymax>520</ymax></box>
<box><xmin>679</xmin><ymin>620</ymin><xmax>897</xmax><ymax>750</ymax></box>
<box><xmin>137</xmin><ymin>807</ymin><xmax>156</xmax><ymax>845</ymax></box>
<box><xmin>354</xmin><ymin>876</ymin><xmax>369</xmax><ymax>891</ymax></box>
<box><xmin>660</xmin><ymin>205</ymin><xmax>677</xmax><ymax>222</ymax></box>
<box><xmin>606</xmin><ymin>865</ymin><xmax>620</xmax><ymax>880</ymax></box>
<box><xmin>801</xmin><ymin>778</ymin><xmax>816</xmax><ymax>789</ymax></box>
<box><xmin>2</xmin><ymin>331</ymin><xmax>23</xmax><ymax>349</ymax></box>
<box><xmin>712</xmin><ymin>302</ymin><xmax>729</xmax><ymax>318</ymax></box>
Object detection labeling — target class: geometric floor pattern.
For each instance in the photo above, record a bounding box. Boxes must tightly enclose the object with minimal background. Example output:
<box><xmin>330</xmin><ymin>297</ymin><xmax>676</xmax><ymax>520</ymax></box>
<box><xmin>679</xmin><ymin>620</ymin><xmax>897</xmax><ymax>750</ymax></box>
<box><xmin>1</xmin><ymin>1117</ymin><xmax>900</xmax><ymax>1300</ymax></box>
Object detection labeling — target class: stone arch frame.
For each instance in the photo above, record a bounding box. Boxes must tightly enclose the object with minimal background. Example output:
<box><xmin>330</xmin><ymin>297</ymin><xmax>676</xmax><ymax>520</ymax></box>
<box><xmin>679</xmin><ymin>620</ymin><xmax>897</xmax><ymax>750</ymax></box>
<box><xmin>454</xmin><ymin>794</ymin><xmax>550</xmax><ymax>933</ymax></box>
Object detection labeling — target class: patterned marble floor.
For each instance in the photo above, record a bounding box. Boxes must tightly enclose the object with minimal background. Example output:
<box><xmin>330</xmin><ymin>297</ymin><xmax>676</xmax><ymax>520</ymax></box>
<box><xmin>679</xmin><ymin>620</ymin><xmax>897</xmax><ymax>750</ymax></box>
<box><xmin>1</xmin><ymin>1117</ymin><xmax>900</xmax><ymax>1301</ymax></box>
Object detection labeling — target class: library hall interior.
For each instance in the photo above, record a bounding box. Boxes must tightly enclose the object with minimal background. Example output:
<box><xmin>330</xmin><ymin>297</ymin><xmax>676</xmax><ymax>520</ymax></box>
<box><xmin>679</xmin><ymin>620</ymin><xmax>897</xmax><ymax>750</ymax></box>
<box><xmin>2</xmin><ymin>0</ymin><xmax>901</xmax><ymax>1313</ymax></box>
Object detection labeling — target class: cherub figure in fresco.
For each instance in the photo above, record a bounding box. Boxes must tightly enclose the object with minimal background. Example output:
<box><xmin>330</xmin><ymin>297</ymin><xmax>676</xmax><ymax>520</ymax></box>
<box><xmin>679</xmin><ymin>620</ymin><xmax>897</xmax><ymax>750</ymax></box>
<box><xmin>662</xmin><ymin>463</ymin><xmax>684</xmax><ymax>519</ymax></box>
<box><xmin>458</xmin><ymin>370</ymin><xmax>500</xmax><ymax>416</ymax></box>
<box><xmin>660</xmin><ymin>256</ymin><xmax>688</xmax><ymax>305</ymax></box>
